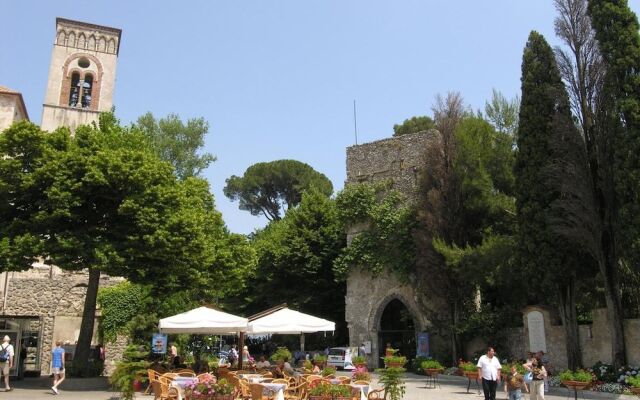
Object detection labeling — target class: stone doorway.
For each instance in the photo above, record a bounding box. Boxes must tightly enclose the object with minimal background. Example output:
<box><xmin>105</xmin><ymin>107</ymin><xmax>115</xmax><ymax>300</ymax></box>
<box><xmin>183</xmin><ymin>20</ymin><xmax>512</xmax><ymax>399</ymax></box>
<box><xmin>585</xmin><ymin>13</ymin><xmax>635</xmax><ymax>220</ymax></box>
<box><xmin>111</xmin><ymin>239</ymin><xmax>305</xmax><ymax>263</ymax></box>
<box><xmin>378</xmin><ymin>299</ymin><xmax>416</xmax><ymax>361</ymax></box>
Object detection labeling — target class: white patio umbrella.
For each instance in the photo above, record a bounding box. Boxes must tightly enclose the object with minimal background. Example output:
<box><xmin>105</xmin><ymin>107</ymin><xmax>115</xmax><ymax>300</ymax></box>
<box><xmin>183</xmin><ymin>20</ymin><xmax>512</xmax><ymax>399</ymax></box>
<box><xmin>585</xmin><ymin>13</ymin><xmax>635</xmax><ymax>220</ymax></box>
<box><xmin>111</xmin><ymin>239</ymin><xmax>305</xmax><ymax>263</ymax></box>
<box><xmin>247</xmin><ymin>307</ymin><xmax>335</xmax><ymax>351</ymax></box>
<box><xmin>158</xmin><ymin>306</ymin><xmax>248</xmax><ymax>334</ymax></box>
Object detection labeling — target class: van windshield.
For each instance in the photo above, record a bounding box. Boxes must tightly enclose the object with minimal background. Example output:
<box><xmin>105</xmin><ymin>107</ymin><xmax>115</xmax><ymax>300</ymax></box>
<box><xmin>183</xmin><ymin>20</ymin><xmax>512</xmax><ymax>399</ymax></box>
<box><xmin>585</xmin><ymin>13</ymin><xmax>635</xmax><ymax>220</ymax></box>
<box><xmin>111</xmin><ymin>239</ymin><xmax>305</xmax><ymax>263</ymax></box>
<box><xmin>329</xmin><ymin>349</ymin><xmax>345</xmax><ymax>356</ymax></box>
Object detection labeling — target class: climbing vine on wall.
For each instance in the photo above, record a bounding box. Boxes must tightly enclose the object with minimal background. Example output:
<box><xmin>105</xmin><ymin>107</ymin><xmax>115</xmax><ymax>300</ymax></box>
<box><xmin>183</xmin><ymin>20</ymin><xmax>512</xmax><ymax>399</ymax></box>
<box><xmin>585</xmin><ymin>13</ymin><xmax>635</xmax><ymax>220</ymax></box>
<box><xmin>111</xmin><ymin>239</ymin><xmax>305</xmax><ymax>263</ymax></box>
<box><xmin>97</xmin><ymin>281</ymin><xmax>145</xmax><ymax>343</ymax></box>
<box><xmin>333</xmin><ymin>182</ymin><xmax>416</xmax><ymax>280</ymax></box>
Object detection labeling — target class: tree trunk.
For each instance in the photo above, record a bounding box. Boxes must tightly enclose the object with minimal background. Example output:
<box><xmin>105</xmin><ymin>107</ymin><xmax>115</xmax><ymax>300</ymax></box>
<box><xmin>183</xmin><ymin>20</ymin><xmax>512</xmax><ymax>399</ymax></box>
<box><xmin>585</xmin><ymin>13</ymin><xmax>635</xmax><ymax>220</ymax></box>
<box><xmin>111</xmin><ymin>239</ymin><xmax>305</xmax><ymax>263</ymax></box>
<box><xmin>558</xmin><ymin>279</ymin><xmax>582</xmax><ymax>369</ymax></box>
<box><xmin>601</xmin><ymin>231</ymin><xmax>626</xmax><ymax>368</ymax></box>
<box><xmin>72</xmin><ymin>268</ymin><xmax>101</xmax><ymax>376</ymax></box>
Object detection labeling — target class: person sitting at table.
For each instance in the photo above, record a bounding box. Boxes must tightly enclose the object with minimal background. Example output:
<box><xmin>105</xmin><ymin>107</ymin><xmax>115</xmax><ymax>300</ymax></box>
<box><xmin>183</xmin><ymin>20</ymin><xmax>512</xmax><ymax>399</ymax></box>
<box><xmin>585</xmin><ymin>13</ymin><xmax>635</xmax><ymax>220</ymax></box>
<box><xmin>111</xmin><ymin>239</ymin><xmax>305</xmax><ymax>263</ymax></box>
<box><xmin>273</xmin><ymin>361</ymin><xmax>286</xmax><ymax>378</ymax></box>
<box><xmin>256</xmin><ymin>356</ymin><xmax>271</xmax><ymax>369</ymax></box>
<box><xmin>312</xmin><ymin>360</ymin><xmax>321</xmax><ymax>374</ymax></box>
<box><xmin>283</xmin><ymin>357</ymin><xmax>294</xmax><ymax>373</ymax></box>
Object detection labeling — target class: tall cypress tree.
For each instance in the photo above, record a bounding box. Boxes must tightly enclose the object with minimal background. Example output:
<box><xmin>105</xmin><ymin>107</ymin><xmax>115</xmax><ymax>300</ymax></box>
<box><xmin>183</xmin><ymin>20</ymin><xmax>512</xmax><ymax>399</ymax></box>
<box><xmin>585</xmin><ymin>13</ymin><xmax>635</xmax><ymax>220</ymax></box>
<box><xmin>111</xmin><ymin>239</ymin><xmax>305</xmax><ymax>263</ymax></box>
<box><xmin>588</xmin><ymin>0</ymin><xmax>640</xmax><ymax>367</ymax></box>
<box><xmin>515</xmin><ymin>31</ymin><xmax>591</xmax><ymax>369</ymax></box>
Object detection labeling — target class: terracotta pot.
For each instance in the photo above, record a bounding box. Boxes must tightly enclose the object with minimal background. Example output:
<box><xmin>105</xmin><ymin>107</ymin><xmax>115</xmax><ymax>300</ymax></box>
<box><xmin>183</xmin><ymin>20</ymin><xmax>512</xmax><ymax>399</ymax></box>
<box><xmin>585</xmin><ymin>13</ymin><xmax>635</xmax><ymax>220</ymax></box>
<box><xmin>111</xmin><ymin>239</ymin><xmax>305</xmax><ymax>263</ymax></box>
<box><xmin>355</xmin><ymin>362</ymin><xmax>367</xmax><ymax>369</ymax></box>
<box><xmin>309</xmin><ymin>395</ymin><xmax>331</xmax><ymax>400</ymax></box>
<box><xmin>386</xmin><ymin>361</ymin><xmax>405</xmax><ymax>368</ymax></box>
<box><xmin>463</xmin><ymin>371</ymin><xmax>479</xmax><ymax>379</ymax></box>
<box><xmin>132</xmin><ymin>379</ymin><xmax>142</xmax><ymax>392</ymax></box>
<box><xmin>424</xmin><ymin>368</ymin><xmax>443</xmax><ymax>376</ymax></box>
<box><xmin>561</xmin><ymin>380</ymin><xmax>590</xmax><ymax>391</ymax></box>
<box><xmin>630</xmin><ymin>387</ymin><xmax>640</xmax><ymax>395</ymax></box>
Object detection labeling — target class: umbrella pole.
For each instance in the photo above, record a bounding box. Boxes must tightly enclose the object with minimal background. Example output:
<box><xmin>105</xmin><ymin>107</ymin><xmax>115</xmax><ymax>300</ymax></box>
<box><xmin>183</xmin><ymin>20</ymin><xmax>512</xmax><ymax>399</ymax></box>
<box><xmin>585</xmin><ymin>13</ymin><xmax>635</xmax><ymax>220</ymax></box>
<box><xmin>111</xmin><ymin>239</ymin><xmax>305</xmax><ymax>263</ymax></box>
<box><xmin>300</xmin><ymin>333</ymin><xmax>305</xmax><ymax>352</ymax></box>
<box><xmin>239</xmin><ymin>331</ymin><xmax>244</xmax><ymax>370</ymax></box>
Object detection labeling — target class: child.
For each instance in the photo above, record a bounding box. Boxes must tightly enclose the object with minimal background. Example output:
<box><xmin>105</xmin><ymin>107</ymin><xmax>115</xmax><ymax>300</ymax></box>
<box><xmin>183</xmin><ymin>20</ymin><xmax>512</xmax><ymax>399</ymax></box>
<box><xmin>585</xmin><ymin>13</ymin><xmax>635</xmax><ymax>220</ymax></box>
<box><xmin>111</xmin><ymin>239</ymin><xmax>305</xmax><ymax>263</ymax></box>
<box><xmin>505</xmin><ymin>365</ymin><xmax>525</xmax><ymax>400</ymax></box>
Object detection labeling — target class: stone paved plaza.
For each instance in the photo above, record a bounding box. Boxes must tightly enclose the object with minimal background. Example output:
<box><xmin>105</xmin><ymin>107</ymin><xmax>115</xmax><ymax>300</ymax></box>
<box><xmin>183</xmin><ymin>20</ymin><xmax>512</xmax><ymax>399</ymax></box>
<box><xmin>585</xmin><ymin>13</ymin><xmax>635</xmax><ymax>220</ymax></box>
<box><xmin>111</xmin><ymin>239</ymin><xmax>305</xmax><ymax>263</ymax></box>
<box><xmin>0</xmin><ymin>373</ymin><xmax>626</xmax><ymax>400</ymax></box>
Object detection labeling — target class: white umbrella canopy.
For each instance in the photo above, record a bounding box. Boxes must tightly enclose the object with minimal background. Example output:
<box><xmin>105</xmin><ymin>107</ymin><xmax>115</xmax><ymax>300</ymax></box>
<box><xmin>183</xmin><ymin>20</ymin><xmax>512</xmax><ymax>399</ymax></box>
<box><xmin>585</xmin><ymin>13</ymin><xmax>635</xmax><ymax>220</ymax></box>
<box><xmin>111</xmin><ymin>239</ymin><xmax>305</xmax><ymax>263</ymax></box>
<box><xmin>159</xmin><ymin>306</ymin><xmax>248</xmax><ymax>334</ymax></box>
<box><xmin>247</xmin><ymin>307</ymin><xmax>335</xmax><ymax>334</ymax></box>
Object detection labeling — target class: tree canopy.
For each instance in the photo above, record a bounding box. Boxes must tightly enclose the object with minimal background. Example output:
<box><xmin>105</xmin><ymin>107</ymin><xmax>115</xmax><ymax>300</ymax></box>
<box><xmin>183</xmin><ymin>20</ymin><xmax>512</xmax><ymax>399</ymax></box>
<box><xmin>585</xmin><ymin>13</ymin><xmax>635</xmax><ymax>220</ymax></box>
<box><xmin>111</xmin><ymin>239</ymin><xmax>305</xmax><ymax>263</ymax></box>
<box><xmin>136</xmin><ymin>112</ymin><xmax>216</xmax><ymax>180</ymax></box>
<box><xmin>224</xmin><ymin>159</ymin><xmax>333</xmax><ymax>221</ymax></box>
<box><xmin>393</xmin><ymin>115</ymin><xmax>436</xmax><ymax>136</ymax></box>
<box><xmin>0</xmin><ymin>115</ymin><xmax>247</xmax><ymax>374</ymax></box>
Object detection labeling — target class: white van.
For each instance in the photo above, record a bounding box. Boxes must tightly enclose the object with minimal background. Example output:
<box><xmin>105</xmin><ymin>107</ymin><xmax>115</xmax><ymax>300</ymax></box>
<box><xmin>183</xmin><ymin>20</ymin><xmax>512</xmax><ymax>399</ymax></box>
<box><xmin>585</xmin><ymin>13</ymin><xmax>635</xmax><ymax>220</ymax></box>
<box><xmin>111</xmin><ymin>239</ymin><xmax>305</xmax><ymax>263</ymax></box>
<box><xmin>326</xmin><ymin>347</ymin><xmax>355</xmax><ymax>370</ymax></box>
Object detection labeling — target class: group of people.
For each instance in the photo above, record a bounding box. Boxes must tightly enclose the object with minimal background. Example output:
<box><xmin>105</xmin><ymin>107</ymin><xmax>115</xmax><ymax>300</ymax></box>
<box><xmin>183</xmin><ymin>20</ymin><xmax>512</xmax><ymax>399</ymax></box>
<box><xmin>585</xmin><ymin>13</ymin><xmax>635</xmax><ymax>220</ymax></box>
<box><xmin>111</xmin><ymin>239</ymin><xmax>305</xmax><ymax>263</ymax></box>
<box><xmin>476</xmin><ymin>346</ymin><xmax>550</xmax><ymax>400</ymax></box>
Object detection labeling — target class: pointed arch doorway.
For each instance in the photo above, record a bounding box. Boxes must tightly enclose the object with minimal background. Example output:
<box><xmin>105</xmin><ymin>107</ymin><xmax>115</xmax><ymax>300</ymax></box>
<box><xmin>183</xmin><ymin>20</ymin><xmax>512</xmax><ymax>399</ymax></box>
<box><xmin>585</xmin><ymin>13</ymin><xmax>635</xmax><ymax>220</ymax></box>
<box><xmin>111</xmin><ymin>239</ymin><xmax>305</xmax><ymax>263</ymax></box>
<box><xmin>378</xmin><ymin>298</ymin><xmax>416</xmax><ymax>360</ymax></box>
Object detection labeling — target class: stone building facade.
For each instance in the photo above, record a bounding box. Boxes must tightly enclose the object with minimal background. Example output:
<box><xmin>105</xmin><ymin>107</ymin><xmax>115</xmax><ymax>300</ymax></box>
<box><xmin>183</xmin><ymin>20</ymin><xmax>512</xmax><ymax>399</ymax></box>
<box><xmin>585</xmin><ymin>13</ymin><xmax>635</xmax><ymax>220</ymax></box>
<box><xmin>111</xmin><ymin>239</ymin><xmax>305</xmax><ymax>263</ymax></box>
<box><xmin>41</xmin><ymin>18</ymin><xmax>121</xmax><ymax>133</ymax></box>
<box><xmin>0</xmin><ymin>265</ymin><xmax>127</xmax><ymax>375</ymax></box>
<box><xmin>344</xmin><ymin>131</ymin><xmax>444</xmax><ymax>367</ymax></box>
<box><xmin>0</xmin><ymin>17</ymin><xmax>125</xmax><ymax>376</ymax></box>
<box><xmin>0</xmin><ymin>86</ymin><xmax>29</xmax><ymax>131</ymax></box>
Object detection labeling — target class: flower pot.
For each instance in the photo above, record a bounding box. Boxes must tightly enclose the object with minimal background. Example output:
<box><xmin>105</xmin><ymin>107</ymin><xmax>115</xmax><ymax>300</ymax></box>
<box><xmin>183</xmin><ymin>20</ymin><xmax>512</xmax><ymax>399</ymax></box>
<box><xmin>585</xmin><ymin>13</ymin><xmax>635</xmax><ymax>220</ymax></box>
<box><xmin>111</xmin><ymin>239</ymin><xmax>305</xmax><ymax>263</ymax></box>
<box><xmin>630</xmin><ymin>387</ymin><xmax>640</xmax><ymax>396</ymax></box>
<box><xmin>463</xmin><ymin>371</ymin><xmax>479</xmax><ymax>380</ymax></box>
<box><xmin>355</xmin><ymin>362</ymin><xmax>367</xmax><ymax>369</ymax></box>
<box><xmin>132</xmin><ymin>379</ymin><xmax>142</xmax><ymax>392</ymax></box>
<box><xmin>309</xmin><ymin>395</ymin><xmax>331</xmax><ymax>400</ymax></box>
<box><xmin>561</xmin><ymin>380</ymin><xmax>590</xmax><ymax>391</ymax></box>
<box><xmin>423</xmin><ymin>368</ymin><xmax>443</xmax><ymax>377</ymax></box>
<box><xmin>386</xmin><ymin>362</ymin><xmax>405</xmax><ymax>369</ymax></box>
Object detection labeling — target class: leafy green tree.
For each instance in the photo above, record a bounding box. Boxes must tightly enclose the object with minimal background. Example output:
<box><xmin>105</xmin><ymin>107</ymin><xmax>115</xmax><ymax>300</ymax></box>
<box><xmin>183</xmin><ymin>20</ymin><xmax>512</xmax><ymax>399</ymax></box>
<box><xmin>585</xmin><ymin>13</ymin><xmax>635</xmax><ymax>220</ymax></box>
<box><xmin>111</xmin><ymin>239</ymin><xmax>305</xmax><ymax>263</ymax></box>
<box><xmin>484</xmin><ymin>89</ymin><xmax>520</xmax><ymax>137</ymax></box>
<box><xmin>588</xmin><ymin>0</ymin><xmax>640</xmax><ymax>366</ymax></box>
<box><xmin>0</xmin><ymin>115</ymin><xmax>227</xmax><ymax>374</ymax></box>
<box><xmin>393</xmin><ymin>116</ymin><xmax>436</xmax><ymax>136</ymax></box>
<box><xmin>515</xmin><ymin>31</ymin><xmax>594</xmax><ymax>368</ymax></box>
<box><xmin>224</xmin><ymin>160</ymin><xmax>333</xmax><ymax>221</ymax></box>
<box><xmin>136</xmin><ymin>112</ymin><xmax>215</xmax><ymax>180</ymax></box>
<box><xmin>236</xmin><ymin>189</ymin><xmax>347</xmax><ymax>344</ymax></box>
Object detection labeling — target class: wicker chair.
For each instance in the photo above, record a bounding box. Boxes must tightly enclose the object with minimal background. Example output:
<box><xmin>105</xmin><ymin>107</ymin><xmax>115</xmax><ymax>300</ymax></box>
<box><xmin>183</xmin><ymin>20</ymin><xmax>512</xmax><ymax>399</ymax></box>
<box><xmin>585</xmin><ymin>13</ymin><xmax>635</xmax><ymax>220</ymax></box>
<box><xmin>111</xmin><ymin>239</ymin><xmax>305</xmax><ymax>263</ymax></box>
<box><xmin>146</xmin><ymin>369</ymin><xmax>161</xmax><ymax>395</ymax></box>
<box><xmin>285</xmin><ymin>381</ymin><xmax>307</xmax><ymax>400</ymax></box>
<box><xmin>157</xmin><ymin>376</ymin><xmax>179</xmax><ymax>400</ymax></box>
<box><xmin>367</xmin><ymin>388</ymin><xmax>386</xmax><ymax>400</ymax></box>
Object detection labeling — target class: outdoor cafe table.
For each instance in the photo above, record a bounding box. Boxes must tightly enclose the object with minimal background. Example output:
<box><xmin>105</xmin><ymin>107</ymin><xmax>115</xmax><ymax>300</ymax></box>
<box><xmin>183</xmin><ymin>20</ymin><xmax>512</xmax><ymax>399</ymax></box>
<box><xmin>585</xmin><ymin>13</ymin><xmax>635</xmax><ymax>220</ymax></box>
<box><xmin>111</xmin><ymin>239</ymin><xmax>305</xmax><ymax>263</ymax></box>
<box><xmin>238</xmin><ymin>374</ymin><xmax>264</xmax><ymax>381</ymax></box>
<box><xmin>261</xmin><ymin>382</ymin><xmax>288</xmax><ymax>400</ymax></box>
<box><xmin>350</xmin><ymin>383</ymin><xmax>370</xmax><ymax>400</ymax></box>
<box><xmin>170</xmin><ymin>376</ymin><xmax>199</xmax><ymax>400</ymax></box>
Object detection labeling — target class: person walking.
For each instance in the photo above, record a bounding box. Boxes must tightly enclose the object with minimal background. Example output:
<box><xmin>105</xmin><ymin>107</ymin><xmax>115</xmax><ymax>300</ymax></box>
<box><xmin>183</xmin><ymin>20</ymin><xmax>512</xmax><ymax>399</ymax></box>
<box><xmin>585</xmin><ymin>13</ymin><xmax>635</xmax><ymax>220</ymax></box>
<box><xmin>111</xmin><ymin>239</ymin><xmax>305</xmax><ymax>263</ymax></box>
<box><xmin>0</xmin><ymin>335</ymin><xmax>14</xmax><ymax>392</ymax></box>
<box><xmin>50</xmin><ymin>341</ymin><xmax>65</xmax><ymax>395</ymax></box>
<box><xmin>524</xmin><ymin>357</ymin><xmax>547</xmax><ymax>400</ymax></box>
<box><xmin>505</xmin><ymin>365</ymin><xmax>525</xmax><ymax>400</ymax></box>
<box><xmin>477</xmin><ymin>347</ymin><xmax>502</xmax><ymax>400</ymax></box>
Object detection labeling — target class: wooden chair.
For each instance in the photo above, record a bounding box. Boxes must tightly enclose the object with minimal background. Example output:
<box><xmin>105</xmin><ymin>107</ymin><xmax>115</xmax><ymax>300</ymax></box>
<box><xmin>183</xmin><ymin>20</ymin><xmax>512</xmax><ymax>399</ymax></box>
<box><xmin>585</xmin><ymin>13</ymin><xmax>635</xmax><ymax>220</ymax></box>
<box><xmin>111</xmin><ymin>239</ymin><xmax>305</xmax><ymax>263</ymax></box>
<box><xmin>157</xmin><ymin>376</ymin><xmax>179</xmax><ymax>400</ymax></box>
<box><xmin>367</xmin><ymin>388</ymin><xmax>386</xmax><ymax>400</ymax></box>
<box><xmin>238</xmin><ymin>378</ymin><xmax>253</xmax><ymax>400</ymax></box>
<box><xmin>337</xmin><ymin>376</ymin><xmax>351</xmax><ymax>384</ymax></box>
<box><xmin>271</xmin><ymin>378</ymin><xmax>290</xmax><ymax>387</ymax></box>
<box><xmin>146</xmin><ymin>369</ymin><xmax>161</xmax><ymax>395</ymax></box>
<box><xmin>352</xmin><ymin>380</ymin><xmax>370</xmax><ymax>385</ymax></box>
<box><xmin>262</xmin><ymin>372</ymin><xmax>273</xmax><ymax>378</ymax></box>
<box><xmin>161</xmin><ymin>372</ymin><xmax>178</xmax><ymax>380</ymax></box>
<box><xmin>305</xmin><ymin>375</ymin><xmax>323</xmax><ymax>383</ymax></box>
<box><xmin>250</xmin><ymin>383</ymin><xmax>272</xmax><ymax>400</ymax></box>
<box><xmin>177</xmin><ymin>370</ymin><xmax>196</xmax><ymax>377</ymax></box>
<box><xmin>285</xmin><ymin>380</ymin><xmax>307</xmax><ymax>400</ymax></box>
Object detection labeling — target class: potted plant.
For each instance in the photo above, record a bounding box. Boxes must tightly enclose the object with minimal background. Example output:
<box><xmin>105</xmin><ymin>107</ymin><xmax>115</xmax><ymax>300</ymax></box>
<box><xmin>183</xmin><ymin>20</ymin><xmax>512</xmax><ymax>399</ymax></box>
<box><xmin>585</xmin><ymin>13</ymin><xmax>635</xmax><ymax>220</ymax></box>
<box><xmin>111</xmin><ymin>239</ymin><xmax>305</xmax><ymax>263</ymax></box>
<box><xmin>321</xmin><ymin>366</ymin><xmax>337</xmax><ymax>377</ymax></box>
<box><xmin>270</xmin><ymin>347</ymin><xmax>293</xmax><ymax>363</ymax></box>
<box><xmin>352</xmin><ymin>366</ymin><xmax>371</xmax><ymax>382</ymax></box>
<box><xmin>352</xmin><ymin>355</ymin><xmax>367</xmax><ymax>368</ymax></box>
<box><xmin>314</xmin><ymin>354</ymin><xmax>328</xmax><ymax>369</ymax></box>
<box><xmin>559</xmin><ymin>369</ymin><xmax>592</xmax><ymax>391</ymax></box>
<box><xmin>213</xmin><ymin>378</ymin><xmax>235</xmax><ymax>400</ymax></box>
<box><xmin>421</xmin><ymin>360</ymin><xmax>444</xmax><ymax>376</ymax></box>
<box><xmin>459</xmin><ymin>361</ymin><xmax>479</xmax><ymax>379</ymax></box>
<box><xmin>329</xmin><ymin>384</ymin><xmax>352</xmax><ymax>400</ymax></box>
<box><xmin>375</xmin><ymin>365</ymin><xmax>406</xmax><ymax>400</ymax></box>
<box><xmin>628</xmin><ymin>375</ymin><xmax>640</xmax><ymax>395</ymax></box>
<box><xmin>109</xmin><ymin>345</ymin><xmax>150</xmax><ymax>400</ymax></box>
<box><xmin>384</xmin><ymin>355</ymin><xmax>407</xmax><ymax>369</ymax></box>
<box><xmin>303</xmin><ymin>359</ymin><xmax>313</xmax><ymax>372</ymax></box>
<box><xmin>308</xmin><ymin>381</ymin><xmax>332</xmax><ymax>400</ymax></box>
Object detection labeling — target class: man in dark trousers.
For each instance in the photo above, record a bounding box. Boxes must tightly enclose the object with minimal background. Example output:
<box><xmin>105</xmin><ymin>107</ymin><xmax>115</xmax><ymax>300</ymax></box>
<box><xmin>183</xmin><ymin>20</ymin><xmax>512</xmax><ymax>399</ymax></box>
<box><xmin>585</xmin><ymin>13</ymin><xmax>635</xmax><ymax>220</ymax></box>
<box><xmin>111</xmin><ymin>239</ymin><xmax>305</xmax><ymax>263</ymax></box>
<box><xmin>476</xmin><ymin>347</ymin><xmax>502</xmax><ymax>400</ymax></box>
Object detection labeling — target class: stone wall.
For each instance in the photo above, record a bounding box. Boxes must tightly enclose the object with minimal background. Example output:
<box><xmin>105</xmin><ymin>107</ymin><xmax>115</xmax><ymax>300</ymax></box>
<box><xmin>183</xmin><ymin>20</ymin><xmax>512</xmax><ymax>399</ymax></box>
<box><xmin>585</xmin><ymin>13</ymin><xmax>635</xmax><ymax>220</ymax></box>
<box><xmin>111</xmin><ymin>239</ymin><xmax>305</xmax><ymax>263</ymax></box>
<box><xmin>1</xmin><ymin>266</ymin><xmax>124</xmax><ymax>375</ymax></box>
<box><xmin>344</xmin><ymin>131</ymin><xmax>444</xmax><ymax>367</ymax></box>
<box><xmin>468</xmin><ymin>307</ymin><xmax>640</xmax><ymax>369</ymax></box>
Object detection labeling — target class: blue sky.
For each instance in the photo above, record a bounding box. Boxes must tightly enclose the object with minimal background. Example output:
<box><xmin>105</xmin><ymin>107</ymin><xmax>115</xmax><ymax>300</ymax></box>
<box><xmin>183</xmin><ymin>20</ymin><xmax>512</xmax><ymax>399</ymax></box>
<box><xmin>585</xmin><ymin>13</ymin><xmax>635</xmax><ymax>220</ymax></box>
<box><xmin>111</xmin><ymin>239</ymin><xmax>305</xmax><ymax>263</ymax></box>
<box><xmin>3</xmin><ymin>1</ymin><xmax>639</xmax><ymax>234</ymax></box>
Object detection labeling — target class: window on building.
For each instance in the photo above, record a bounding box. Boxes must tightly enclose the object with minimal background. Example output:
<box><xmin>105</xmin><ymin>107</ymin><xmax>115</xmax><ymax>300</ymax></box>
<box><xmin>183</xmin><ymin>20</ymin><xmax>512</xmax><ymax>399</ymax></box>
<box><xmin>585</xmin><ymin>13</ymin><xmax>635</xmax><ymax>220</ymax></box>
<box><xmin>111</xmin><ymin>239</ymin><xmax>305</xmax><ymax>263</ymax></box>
<box><xmin>68</xmin><ymin>72</ymin><xmax>80</xmax><ymax>107</ymax></box>
<box><xmin>81</xmin><ymin>74</ymin><xmax>93</xmax><ymax>108</ymax></box>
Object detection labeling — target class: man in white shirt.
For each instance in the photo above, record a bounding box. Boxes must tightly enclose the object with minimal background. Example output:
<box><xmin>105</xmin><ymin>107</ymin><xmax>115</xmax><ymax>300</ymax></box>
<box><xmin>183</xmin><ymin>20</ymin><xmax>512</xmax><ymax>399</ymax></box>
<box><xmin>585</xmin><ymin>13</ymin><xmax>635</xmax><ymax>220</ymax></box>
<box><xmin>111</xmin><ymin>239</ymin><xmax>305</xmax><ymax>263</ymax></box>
<box><xmin>476</xmin><ymin>347</ymin><xmax>501</xmax><ymax>400</ymax></box>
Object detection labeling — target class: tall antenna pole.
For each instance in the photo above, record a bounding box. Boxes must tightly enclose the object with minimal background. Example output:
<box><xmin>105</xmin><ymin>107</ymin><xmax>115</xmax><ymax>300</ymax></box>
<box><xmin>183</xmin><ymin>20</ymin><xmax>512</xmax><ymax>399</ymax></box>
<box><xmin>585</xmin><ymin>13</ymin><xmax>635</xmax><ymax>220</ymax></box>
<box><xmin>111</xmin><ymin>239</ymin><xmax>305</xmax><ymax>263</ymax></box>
<box><xmin>353</xmin><ymin>100</ymin><xmax>358</xmax><ymax>145</ymax></box>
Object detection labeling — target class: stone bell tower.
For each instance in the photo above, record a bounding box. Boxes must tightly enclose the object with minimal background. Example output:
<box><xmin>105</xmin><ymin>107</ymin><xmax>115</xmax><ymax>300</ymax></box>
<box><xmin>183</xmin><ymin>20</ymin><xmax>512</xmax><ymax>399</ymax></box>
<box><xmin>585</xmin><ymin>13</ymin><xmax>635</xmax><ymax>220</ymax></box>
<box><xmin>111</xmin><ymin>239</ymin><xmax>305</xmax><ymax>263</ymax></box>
<box><xmin>41</xmin><ymin>18</ymin><xmax>121</xmax><ymax>132</ymax></box>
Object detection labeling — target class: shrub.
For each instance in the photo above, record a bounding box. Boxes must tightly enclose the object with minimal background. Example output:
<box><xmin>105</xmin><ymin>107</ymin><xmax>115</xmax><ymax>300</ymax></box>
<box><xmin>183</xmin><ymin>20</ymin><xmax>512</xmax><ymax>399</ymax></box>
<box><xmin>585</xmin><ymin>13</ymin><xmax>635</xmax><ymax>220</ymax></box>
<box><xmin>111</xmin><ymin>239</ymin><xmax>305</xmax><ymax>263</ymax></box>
<box><xmin>328</xmin><ymin>385</ymin><xmax>352</xmax><ymax>398</ymax></box>
<box><xmin>308</xmin><ymin>382</ymin><xmax>331</xmax><ymax>396</ymax></box>
<box><xmin>628</xmin><ymin>375</ymin><xmax>640</xmax><ymax>388</ymax></box>
<box><xmin>559</xmin><ymin>369</ymin><xmax>593</xmax><ymax>383</ymax></box>
<box><xmin>270</xmin><ymin>347</ymin><xmax>292</xmax><ymax>362</ymax></box>
<box><xmin>421</xmin><ymin>360</ymin><xmax>444</xmax><ymax>370</ymax></box>
<box><xmin>321</xmin><ymin>367</ymin><xmax>336</xmax><ymax>377</ymax></box>
<box><xmin>459</xmin><ymin>361</ymin><xmax>478</xmax><ymax>373</ymax></box>
<box><xmin>352</xmin><ymin>355</ymin><xmax>366</xmax><ymax>364</ymax></box>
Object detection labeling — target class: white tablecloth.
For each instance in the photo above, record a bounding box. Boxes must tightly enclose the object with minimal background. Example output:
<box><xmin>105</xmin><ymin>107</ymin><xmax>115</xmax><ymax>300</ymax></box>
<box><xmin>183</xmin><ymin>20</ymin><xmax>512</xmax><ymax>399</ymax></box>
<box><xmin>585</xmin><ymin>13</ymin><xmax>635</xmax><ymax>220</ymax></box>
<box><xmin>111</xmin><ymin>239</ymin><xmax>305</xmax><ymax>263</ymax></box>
<box><xmin>350</xmin><ymin>384</ymin><xmax>370</xmax><ymax>400</ymax></box>
<box><xmin>262</xmin><ymin>382</ymin><xmax>287</xmax><ymax>400</ymax></box>
<box><xmin>170</xmin><ymin>377</ymin><xmax>199</xmax><ymax>400</ymax></box>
